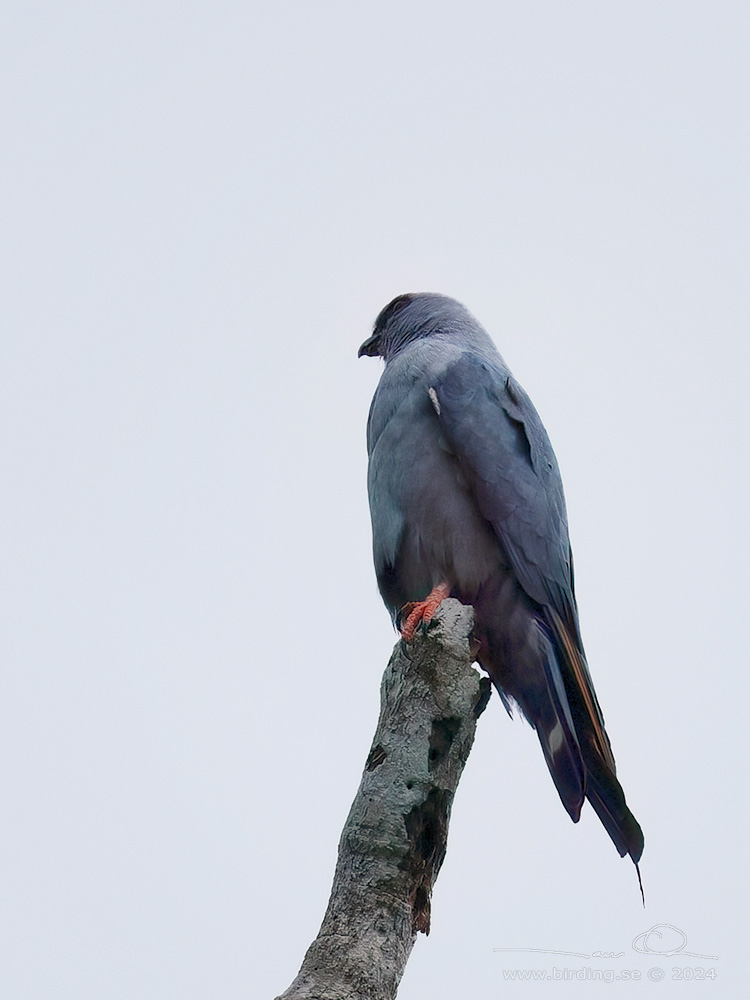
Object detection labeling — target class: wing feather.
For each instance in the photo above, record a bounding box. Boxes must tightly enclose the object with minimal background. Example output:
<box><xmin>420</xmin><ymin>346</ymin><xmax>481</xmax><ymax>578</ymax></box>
<box><xmin>433</xmin><ymin>354</ymin><xmax>644</xmax><ymax>863</ymax></box>
<box><xmin>432</xmin><ymin>352</ymin><xmax>574</xmax><ymax>624</ymax></box>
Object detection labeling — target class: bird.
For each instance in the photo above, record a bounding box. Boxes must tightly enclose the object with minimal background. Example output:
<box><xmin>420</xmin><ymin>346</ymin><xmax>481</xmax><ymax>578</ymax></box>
<box><xmin>358</xmin><ymin>292</ymin><xmax>644</xmax><ymax>872</ymax></box>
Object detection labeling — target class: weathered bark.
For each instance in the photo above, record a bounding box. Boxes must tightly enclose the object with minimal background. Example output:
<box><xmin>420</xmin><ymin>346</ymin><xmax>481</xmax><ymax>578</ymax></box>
<box><xmin>275</xmin><ymin>599</ymin><xmax>490</xmax><ymax>1000</ymax></box>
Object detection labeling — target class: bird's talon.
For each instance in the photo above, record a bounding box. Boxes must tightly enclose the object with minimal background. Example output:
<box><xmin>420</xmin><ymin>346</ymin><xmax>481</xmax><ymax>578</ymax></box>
<box><xmin>398</xmin><ymin>583</ymin><xmax>451</xmax><ymax>642</ymax></box>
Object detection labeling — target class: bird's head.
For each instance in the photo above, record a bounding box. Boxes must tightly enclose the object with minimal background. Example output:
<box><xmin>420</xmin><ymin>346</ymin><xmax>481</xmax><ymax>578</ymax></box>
<box><xmin>358</xmin><ymin>292</ymin><xmax>474</xmax><ymax>362</ymax></box>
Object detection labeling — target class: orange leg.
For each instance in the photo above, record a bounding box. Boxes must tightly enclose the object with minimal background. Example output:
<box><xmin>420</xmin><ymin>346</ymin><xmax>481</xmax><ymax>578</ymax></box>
<box><xmin>399</xmin><ymin>582</ymin><xmax>451</xmax><ymax>641</ymax></box>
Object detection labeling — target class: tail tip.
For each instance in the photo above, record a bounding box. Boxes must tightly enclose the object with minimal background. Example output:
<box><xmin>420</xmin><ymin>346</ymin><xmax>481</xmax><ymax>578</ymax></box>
<box><xmin>634</xmin><ymin>861</ymin><xmax>645</xmax><ymax>907</ymax></box>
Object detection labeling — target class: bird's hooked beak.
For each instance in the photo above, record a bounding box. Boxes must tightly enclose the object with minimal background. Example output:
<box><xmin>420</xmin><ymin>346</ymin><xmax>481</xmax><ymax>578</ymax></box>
<box><xmin>358</xmin><ymin>332</ymin><xmax>381</xmax><ymax>358</ymax></box>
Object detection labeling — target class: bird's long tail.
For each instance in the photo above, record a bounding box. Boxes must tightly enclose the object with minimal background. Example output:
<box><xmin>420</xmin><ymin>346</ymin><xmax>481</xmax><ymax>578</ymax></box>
<box><xmin>475</xmin><ymin>586</ymin><xmax>644</xmax><ymax>866</ymax></box>
<box><xmin>538</xmin><ymin>608</ymin><xmax>644</xmax><ymax>865</ymax></box>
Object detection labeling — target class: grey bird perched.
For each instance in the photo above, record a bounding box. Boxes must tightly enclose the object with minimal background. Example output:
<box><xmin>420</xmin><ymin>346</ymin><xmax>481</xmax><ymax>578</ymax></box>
<box><xmin>359</xmin><ymin>292</ymin><xmax>644</xmax><ymax>871</ymax></box>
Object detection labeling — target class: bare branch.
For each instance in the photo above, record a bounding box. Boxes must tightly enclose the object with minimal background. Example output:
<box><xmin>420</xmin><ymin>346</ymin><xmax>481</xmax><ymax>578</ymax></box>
<box><xmin>275</xmin><ymin>599</ymin><xmax>490</xmax><ymax>1000</ymax></box>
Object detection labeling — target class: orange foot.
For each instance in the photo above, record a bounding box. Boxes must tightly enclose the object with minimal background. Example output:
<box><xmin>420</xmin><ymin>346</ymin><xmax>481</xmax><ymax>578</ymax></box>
<box><xmin>399</xmin><ymin>582</ymin><xmax>451</xmax><ymax>641</ymax></box>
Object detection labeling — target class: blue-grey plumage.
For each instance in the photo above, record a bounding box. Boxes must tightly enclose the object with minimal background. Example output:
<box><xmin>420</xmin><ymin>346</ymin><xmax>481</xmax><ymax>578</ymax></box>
<box><xmin>359</xmin><ymin>293</ymin><xmax>644</xmax><ymax>868</ymax></box>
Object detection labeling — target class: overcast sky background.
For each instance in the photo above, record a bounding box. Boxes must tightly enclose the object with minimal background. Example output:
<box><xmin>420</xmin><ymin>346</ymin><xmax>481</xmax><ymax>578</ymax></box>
<box><xmin>2</xmin><ymin>2</ymin><xmax>748</xmax><ymax>997</ymax></box>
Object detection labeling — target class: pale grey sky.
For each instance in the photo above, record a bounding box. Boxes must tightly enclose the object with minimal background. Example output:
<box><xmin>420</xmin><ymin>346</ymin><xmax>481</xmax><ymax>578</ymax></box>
<box><xmin>2</xmin><ymin>2</ymin><xmax>747</xmax><ymax>997</ymax></box>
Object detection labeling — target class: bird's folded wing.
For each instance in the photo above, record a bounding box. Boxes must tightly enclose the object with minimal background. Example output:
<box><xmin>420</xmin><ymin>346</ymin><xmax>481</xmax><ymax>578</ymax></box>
<box><xmin>432</xmin><ymin>351</ymin><xmax>576</xmax><ymax>626</ymax></box>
